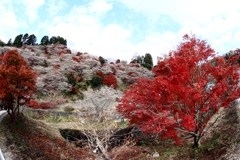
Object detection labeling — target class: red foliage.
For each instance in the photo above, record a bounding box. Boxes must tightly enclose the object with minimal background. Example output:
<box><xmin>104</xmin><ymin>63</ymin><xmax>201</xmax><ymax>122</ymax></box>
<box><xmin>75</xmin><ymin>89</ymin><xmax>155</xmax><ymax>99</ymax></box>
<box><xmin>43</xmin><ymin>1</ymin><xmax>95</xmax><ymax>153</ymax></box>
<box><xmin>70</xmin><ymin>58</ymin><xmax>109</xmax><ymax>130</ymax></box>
<box><xmin>72</xmin><ymin>56</ymin><xmax>80</xmax><ymax>63</ymax></box>
<box><xmin>66</xmin><ymin>49</ymin><xmax>71</xmax><ymax>54</ymax></box>
<box><xmin>225</xmin><ymin>49</ymin><xmax>240</xmax><ymax>66</ymax></box>
<box><xmin>53</xmin><ymin>64</ymin><xmax>61</xmax><ymax>70</ymax></box>
<box><xmin>28</xmin><ymin>99</ymin><xmax>39</xmax><ymax>109</ymax></box>
<box><xmin>0</xmin><ymin>53</ymin><xmax>3</xmax><ymax>62</ymax></box>
<box><xmin>103</xmin><ymin>74</ymin><xmax>118</xmax><ymax>89</ymax></box>
<box><xmin>39</xmin><ymin>102</ymin><xmax>57</xmax><ymax>109</ymax></box>
<box><xmin>76</xmin><ymin>52</ymin><xmax>83</xmax><ymax>56</ymax></box>
<box><xmin>58</xmin><ymin>51</ymin><xmax>64</xmax><ymax>56</ymax></box>
<box><xmin>127</xmin><ymin>72</ymin><xmax>136</xmax><ymax>76</ymax></box>
<box><xmin>70</xmin><ymin>86</ymin><xmax>78</xmax><ymax>94</ymax></box>
<box><xmin>95</xmin><ymin>70</ymin><xmax>105</xmax><ymax>79</ymax></box>
<box><xmin>117</xmin><ymin>35</ymin><xmax>240</xmax><ymax>147</ymax></box>
<box><xmin>0</xmin><ymin>50</ymin><xmax>37</xmax><ymax>121</ymax></box>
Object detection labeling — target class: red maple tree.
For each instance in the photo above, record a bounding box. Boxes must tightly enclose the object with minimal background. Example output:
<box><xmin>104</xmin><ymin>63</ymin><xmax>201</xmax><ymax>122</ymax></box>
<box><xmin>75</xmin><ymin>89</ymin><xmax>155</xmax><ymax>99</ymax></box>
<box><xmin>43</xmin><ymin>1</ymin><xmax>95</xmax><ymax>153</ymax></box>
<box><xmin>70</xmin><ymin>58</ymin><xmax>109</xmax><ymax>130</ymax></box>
<box><xmin>0</xmin><ymin>50</ymin><xmax>37</xmax><ymax>122</ymax></box>
<box><xmin>103</xmin><ymin>74</ymin><xmax>118</xmax><ymax>89</ymax></box>
<box><xmin>117</xmin><ymin>35</ymin><xmax>240</xmax><ymax>147</ymax></box>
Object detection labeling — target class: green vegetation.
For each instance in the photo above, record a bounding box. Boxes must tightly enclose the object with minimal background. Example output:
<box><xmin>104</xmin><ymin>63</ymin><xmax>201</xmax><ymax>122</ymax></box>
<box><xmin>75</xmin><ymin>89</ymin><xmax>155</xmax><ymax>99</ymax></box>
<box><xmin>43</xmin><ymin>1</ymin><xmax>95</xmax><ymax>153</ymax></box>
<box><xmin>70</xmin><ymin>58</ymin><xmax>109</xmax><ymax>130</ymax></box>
<box><xmin>90</xmin><ymin>75</ymin><xmax>103</xmax><ymax>89</ymax></box>
<box><xmin>131</xmin><ymin>53</ymin><xmax>153</xmax><ymax>70</ymax></box>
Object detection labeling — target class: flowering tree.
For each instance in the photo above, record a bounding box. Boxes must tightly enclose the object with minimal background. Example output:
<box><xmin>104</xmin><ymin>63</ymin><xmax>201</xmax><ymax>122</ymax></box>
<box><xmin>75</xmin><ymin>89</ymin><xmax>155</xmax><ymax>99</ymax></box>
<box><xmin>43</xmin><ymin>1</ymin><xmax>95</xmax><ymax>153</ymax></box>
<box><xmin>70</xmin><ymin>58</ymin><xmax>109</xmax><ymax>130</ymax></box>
<box><xmin>0</xmin><ymin>50</ymin><xmax>37</xmax><ymax>122</ymax></box>
<box><xmin>117</xmin><ymin>35</ymin><xmax>240</xmax><ymax>147</ymax></box>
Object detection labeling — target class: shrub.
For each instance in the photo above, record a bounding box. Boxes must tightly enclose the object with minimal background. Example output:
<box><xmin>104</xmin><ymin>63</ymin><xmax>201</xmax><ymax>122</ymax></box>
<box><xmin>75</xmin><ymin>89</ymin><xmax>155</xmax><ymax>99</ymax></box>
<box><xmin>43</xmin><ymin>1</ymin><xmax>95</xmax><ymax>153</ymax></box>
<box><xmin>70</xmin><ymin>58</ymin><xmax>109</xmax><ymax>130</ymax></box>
<box><xmin>99</xmin><ymin>56</ymin><xmax>106</xmax><ymax>65</ymax></box>
<box><xmin>72</xmin><ymin>56</ymin><xmax>80</xmax><ymax>63</ymax></box>
<box><xmin>103</xmin><ymin>74</ymin><xmax>118</xmax><ymax>89</ymax></box>
<box><xmin>28</xmin><ymin>99</ymin><xmax>39</xmax><ymax>109</ymax></box>
<box><xmin>90</xmin><ymin>76</ymin><xmax>103</xmax><ymax>89</ymax></box>
<box><xmin>39</xmin><ymin>102</ymin><xmax>57</xmax><ymax>109</ymax></box>
<box><xmin>95</xmin><ymin>70</ymin><xmax>105</xmax><ymax>79</ymax></box>
<box><xmin>76</xmin><ymin>52</ymin><xmax>83</xmax><ymax>56</ymax></box>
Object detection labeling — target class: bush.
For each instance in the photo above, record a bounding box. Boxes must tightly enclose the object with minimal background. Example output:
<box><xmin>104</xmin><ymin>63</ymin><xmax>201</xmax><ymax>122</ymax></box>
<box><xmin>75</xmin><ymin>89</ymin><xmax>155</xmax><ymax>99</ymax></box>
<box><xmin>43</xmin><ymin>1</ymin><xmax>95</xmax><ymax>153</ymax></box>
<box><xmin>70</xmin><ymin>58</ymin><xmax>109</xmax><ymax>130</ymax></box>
<box><xmin>72</xmin><ymin>56</ymin><xmax>80</xmax><ymax>63</ymax></box>
<box><xmin>103</xmin><ymin>74</ymin><xmax>118</xmax><ymax>89</ymax></box>
<box><xmin>28</xmin><ymin>99</ymin><xmax>39</xmax><ymax>109</ymax></box>
<box><xmin>90</xmin><ymin>76</ymin><xmax>103</xmax><ymax>89</ymax></box>
<box><xmin>95</xmin><ymin>70</ymin><xmax>105</xmax><ymax>79</ymax></box>
<box><xmin>39</xmin><ymin>102</ymin><xmax>57</xmax><ymax>109</ymax></box>
<box><xmin>99</xmin><ymin>56</ymin><xmax>106</xmax><ymax>65</ymax></box>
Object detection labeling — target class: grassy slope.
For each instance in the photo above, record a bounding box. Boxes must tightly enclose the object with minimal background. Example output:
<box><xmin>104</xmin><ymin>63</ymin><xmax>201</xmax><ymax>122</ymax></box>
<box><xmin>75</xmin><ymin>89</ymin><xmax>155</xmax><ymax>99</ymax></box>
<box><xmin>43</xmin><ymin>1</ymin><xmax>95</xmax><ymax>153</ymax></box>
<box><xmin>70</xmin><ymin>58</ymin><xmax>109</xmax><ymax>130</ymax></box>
<box><xmin>0</xmin><ymin>115</ymin><xmax>95</xmax><ymax>160</ymax></box>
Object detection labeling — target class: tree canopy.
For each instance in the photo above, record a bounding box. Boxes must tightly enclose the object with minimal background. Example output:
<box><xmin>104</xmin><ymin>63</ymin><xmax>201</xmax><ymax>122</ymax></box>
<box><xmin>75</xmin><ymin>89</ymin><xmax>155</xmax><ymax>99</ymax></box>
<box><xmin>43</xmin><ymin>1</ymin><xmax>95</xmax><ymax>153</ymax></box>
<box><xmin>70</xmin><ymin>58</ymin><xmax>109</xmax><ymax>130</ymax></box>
<box><xmin>0</xmin><ymin>50</ymin><xmax>37</xmax><ymax>122</ymax></box>
<box><xmin>117</xmin><ymin>34</ymin><xmax>240</xmax><ymax>147</ymax></box>
<box><xmin>132</xmin><ymin>53</ymin><xmax>153</xmax><ymax>70</ymax></box>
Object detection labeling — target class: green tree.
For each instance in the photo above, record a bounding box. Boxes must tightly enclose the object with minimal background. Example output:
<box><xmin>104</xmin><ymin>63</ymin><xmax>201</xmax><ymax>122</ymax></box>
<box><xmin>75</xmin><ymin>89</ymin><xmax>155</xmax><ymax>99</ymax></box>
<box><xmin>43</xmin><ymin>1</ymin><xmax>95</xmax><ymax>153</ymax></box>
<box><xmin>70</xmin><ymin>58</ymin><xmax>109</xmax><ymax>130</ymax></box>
<box><xmin>0</xmin><ymin>40</ymin><xmax>5</xmax><ymax>47</ymax></box>
<box><xmin>50</xmin><ymin>36</ymin><xmax>67</xmax><ymax>46</ymax></box>
<box><xmin>40</xmin><ymin>35</ymin><xmax>49</xmax><ymax>45</ymax></box>
<box><xmin>90</xmin><ymin>76</ymin><xmax>103</xmax><ymax>89</ymax></box>
<box><xmin>26</xmin><ymin>34</ymin><xmax>37</xmax><ymax>45</ymax></box>
<box><xmin>7</xmin><ymin>39</ymin><xmax>12</xmax><ymax>46</ymax></box>
<box><xmin>49</xmin><ymin>36</ymin><xmax>57</xmax><ymax>44</ymax></box>
<box><xmin>13</xmin><ymin>34</ymin><xmax>23</xmax><ymax>47</ymax></box>
<box><xmin>132</xmin><ymin>53</ymin><xmax>153</xmax><ymax>70</ymax></box>
<box><xmin>143</xmin><ymin>53</ymin><xmax>153</xmax><ymax>70</ymax></box>
<box><xmin>22</xmin><ymin>33</ymin><xmax>29</xmax><ymax>45</ymax></box>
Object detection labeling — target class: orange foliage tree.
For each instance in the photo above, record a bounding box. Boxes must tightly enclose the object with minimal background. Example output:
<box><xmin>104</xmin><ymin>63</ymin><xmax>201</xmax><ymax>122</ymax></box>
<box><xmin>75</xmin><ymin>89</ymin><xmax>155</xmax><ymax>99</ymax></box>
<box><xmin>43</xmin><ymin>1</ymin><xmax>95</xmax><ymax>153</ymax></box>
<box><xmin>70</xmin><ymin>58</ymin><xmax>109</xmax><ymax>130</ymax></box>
<box><xmin>0</xmin><ymin>50</ymin><xmax>37</xmax><ymax>122</ymax></box>
<box><xmin>117</xmin><ymin>35</ymin><xmax>240</xmax><ymax>147</ymax></box>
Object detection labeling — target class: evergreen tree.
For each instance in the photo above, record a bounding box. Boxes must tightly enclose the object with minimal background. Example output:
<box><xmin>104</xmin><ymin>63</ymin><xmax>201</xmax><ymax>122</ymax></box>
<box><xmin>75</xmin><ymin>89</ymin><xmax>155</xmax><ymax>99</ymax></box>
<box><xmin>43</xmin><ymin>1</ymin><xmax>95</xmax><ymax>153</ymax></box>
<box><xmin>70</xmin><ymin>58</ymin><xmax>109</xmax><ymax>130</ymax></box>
<box><xmin>26</xmin><ymin>34</ymin><xmax>37</xmax><ymax>45</ymax></box>
<box><xmin>40</xmin><ymin>36</ymin><xmax>49</xmax><ymax>45</ymax></box>
<box><xmin>7</xmin><ymin>39</ymin><xmax>12</xmax><ymax>46</ymax></box>
<box><xmin>22</xmin><ymin>33</ymin><xmax>29</xmax><ymax>45</ymax></box>
<box><xmin>13</xmin><ymin>34</ymin><xmax>23</xmax><ymax>47</ymax></box>
<box><xmin>0</xmin><ymin>40</ymin><xmax>5</xmax><ymax>47</ymax></box>
<box><xmin>131</xmin><ymin>53</ymin><xmax>153</xmax><ymax>70</ymax></box>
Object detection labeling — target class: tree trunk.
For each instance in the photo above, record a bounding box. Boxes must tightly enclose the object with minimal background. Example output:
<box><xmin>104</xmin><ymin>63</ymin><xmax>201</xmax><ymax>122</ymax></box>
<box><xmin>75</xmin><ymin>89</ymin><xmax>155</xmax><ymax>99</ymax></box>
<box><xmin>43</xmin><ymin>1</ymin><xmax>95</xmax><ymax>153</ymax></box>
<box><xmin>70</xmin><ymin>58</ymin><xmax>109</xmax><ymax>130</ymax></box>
<box><xmin>193</xmin><ymin>135</ymin><xmax>200</xmax><ymax>148</ymax></box>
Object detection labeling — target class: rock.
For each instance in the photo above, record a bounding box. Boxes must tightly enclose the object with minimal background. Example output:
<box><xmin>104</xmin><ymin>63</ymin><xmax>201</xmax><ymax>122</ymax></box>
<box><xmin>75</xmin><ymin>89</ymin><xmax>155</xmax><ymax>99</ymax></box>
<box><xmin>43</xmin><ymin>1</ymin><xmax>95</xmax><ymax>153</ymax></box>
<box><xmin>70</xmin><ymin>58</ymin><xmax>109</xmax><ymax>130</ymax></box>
<box><xmin>152</xmin><ymin>152</ymin><xmax>160</xmax><ymax>158</ymax></box>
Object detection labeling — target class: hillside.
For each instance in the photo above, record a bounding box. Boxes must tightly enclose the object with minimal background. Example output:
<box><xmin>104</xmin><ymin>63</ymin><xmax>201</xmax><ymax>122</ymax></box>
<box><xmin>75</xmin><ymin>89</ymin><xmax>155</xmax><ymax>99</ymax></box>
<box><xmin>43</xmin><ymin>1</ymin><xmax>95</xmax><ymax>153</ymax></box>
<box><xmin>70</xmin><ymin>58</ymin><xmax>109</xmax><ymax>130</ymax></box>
<box><xmin>0</xmin><ymin>45</ymin><xmax>239</xmax><ymax>159</ymax></box>
<box><xmin>0</xmin><ymin>44</ymin><xmax>154</xmax><ymax>95</ymax></box>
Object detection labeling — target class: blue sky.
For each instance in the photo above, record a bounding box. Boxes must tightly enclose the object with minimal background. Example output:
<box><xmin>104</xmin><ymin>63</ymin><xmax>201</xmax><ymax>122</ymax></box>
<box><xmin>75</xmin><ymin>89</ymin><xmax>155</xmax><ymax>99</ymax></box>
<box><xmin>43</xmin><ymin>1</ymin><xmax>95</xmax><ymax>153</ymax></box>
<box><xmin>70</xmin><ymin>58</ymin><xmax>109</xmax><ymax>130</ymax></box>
<box><xmin>1</xmin><ymin>0</ymin><xmax>240</xmax><ymax>64</ymax></box>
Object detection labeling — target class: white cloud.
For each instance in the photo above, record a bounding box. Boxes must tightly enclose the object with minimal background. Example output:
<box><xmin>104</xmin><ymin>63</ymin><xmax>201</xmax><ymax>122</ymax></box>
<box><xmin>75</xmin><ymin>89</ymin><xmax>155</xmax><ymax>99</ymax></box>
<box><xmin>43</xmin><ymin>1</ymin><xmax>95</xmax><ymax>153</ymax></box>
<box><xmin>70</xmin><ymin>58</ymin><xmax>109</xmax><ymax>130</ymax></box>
<box><xmin>119</xmin><ymin>0</ymin><xmax>240</xmax><ymax>56</ymax></box>
<box><xmin>0</xmin><ymin>1</ymin><xmax>20</xmax><ymax>41</ymax></box>
<box><xmin>46</xmin><ymin>0</ymin><xmax>67</xmax><ymax>17</ymax></box>
<box><xmin>19</xmin><ymin>0</ymin><xmax>45</xmax><ymax>22</ymax></box>
<box><xmin>42</xmin><ymin>0</ymin><xmax>135</xmax><ymax>62</ymax></box>
<box><xmin>119</xmin><ymin>0</ymin><xmax>240</xmax><ymax>25</ymax></box>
